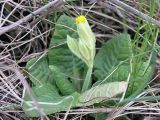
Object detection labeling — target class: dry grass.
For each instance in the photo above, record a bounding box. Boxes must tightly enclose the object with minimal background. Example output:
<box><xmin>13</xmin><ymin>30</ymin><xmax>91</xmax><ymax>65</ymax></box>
<box><xmin>0</xmin><ymin>0</ymin><xmax>160</xmax><ymax>120</ymax></box>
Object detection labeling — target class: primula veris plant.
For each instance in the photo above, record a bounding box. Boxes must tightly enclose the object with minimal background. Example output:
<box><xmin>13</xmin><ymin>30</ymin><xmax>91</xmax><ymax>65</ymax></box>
<box><xmin>22</xmin><ymin>15</ymin><xmax>156</xmax><ymax>117</ymax></box>
<box><xmin>67</xmin><ymin>15</ymin><xmax>96</xmax><ymax>92</ymax></box>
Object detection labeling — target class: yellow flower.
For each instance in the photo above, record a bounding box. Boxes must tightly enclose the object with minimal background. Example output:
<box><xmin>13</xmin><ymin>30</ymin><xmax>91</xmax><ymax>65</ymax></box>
<box><xmin>67</xmin><ymin>16</ymin><xmax>96</xmax><ymax>68</ymax></box>
<box><xmin>75</xmin><ymin>15</ymin><xmax>86</xmax><ymax>24</ymax></box>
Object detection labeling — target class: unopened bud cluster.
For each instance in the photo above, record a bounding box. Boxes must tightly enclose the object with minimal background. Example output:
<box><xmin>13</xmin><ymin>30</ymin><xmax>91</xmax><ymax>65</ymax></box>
<box><xmin>67</xmin><ymin>15</ymin><xmax>96</xmax><ymax>68</ymax></box>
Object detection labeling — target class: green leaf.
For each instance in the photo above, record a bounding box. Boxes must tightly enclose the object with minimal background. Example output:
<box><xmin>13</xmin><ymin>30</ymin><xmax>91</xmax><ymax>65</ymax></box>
<box><xmin>50</xmin><ymin>15</ymin><xmax>77</xmax><ymax>44</ymax></box>
<box><xmin>67</xmin><ymin>35</ymin><xmax>81</xmax><ymax>59</ymax></box>
<box><xmin>22</xmin><ymin>84</ymin><xmax>80</xmax><ymax>117</ymax></box>
<box><xmin>105</xmin><ymin>64</ymin><xmax>130</xmax><ymax>82</ymax></box>
<box><xmin>94</xmin><ymin>58</ymin><xmax>155</xmax><ymax>98</ymax></box>
<box><xmin>48</xmin><ymin>15</ymin><xmax>85</xmax><ymax>90</ymax></box>
<box><xmin>93</xmin><ymin>63</ymin><xmax>130</xmax><ymax>88</ymax></box>
<box><xmin>48</xmin><ymin>15</ymin><xmax>85</xmax><ymax>91</ymax></box>
<box><xmin>79</xmin><ymin>81</ymin><xmax>127</xmax><ymax>106</ymax></box>
<box><xmin>94</xmin><ymin>34</ymin><xmax>132</xmax><ymax>81</ymax></box>
<box><xmin>49</xmin><ymin>65</ymin><xmax>76</xmax><ymax>95</ymax></box>
<box><xmin>48</xmin><ymin>15</ymin><xmax>83</xmax><ymax>75</ymax></box>
<box><xmin>26</xmin><ymin>57</ymin><xmax>54</xmax><ymax>86</ymax></box>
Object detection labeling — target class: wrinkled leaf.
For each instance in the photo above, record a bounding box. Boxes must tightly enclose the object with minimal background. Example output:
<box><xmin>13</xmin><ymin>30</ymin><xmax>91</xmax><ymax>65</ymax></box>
<box><xmin>26</xmin><ymin>57</ymin><xmax>54</xmax><ymax>86</ymax></box>
<box><xmin>79</xmin><ymin>81</ymin><xmax>127</xmax><ymax>106</ymax></box>
<box><xmin>49</xmin><ymin>65</ymin><xmax>76</xmax><ymax>95</ymax></box>
<box><xmin>22</xmin><ymin>84</ymin><xmax>80</xmax><ymax>117</ymax></box>
<box><xmin>94</xmin><ymin>34</ymin><xmax>132</xmax><ymax>81</ymax></box>
<box><xmin>48</xmin><ymin>15</ymin><xmax>83</xmax><ymax>76</ymax></box>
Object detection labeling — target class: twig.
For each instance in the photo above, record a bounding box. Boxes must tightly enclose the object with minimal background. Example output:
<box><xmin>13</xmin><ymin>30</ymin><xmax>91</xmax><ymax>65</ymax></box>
<box><xmin>108</xmin><ymin>0</ymin><xmax>160</xmax><ymax>27</ymax></box>
<box><xmin>0</xmin><ymin>0</ymin><xmax>63</xmax><ymax>35</ymax></box>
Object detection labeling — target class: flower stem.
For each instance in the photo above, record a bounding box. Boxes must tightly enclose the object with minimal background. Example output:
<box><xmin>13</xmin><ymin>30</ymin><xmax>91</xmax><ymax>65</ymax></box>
<box><xmin>81</xmin><ymin>66</ymin><xmax>93</xmax><ymax>93</ymax></box>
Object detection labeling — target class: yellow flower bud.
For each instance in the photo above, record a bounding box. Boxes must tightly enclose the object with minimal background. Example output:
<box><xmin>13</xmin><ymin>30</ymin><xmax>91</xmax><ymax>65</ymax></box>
<box><xmin>75</xmin><ymin>15</ymin><xmax>86</xmax><ymax>24</ymax></box>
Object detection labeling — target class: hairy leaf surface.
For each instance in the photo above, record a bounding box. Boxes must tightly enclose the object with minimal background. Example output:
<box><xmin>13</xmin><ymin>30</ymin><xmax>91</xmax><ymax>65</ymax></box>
<box><xmin>26</xmin><ymin>57</ymin><xmax>54</xmax><ymax>86</ymax></box>
<box><xmin>79</xmin><ymin>81</ymin><xmax>127</xmax><ymax>106</ymax></box>
<box><xmin>94</xmin><ymin>34</ymin><xmax>132</xmax><ymax>81</ymax></box>
<box><xmin>48</xmin><ymin>15</ymin><xmax>84</xmax><ymax>75</ymax></box>
<box><xmin>49</xmin><ymin>65</ymin><xmax>76</xmax><ymax>95</ymax></box>
<box><xmin>22</xmin><ymin>84</ymin><xmax>80</xmax><ymax>117</ymax></box>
